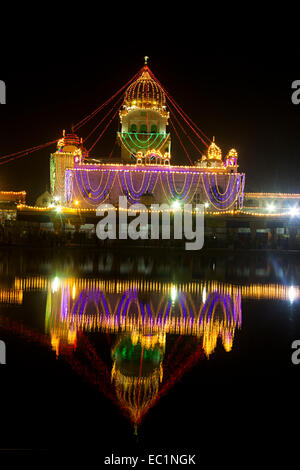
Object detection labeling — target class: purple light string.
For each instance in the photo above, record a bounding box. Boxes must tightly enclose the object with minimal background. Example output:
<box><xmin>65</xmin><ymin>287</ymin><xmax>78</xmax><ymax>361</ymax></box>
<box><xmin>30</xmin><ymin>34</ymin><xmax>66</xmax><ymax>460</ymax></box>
<box><xmin>203</xmin><ymin>173</ymin><xmax>238</xmax><ymax>209</ymax></box>
<box><xmin>120</xmin><ymin>171</ymin><xmax>157</xmax><ymax>203</ymax></box>
<box><xmin>211</xmin><ymin>174</ymin><xmax>236</xmax><ymax>201</ymax></box>
<box><xmin>162</xmin><ymin>172</ymin><xmax>194</xmax><ymax>201</ymax></box>
<box><xmin>77</xmin><ymin>169</ymin><xmax>114</xmax><ymax>203</ymax></box>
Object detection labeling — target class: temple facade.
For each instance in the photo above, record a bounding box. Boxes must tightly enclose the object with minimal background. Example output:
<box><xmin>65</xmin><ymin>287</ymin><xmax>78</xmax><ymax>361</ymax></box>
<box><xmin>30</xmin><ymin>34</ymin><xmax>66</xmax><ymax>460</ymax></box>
<box><xmin>50</xmin><ymin>65</ymin><xmax>245</xmax><ymax>211</ymax></box>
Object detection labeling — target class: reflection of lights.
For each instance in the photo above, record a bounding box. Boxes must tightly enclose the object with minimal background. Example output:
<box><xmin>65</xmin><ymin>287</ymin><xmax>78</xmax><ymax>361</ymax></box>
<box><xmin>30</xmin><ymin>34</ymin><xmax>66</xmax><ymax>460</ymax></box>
<box><xmin>267</xmin><ymin>203</ymin><xmax>275</xmax><ymax>212</ymax></box>
<box><xmin>170</xmin><ymin>285</ymin><xmax>177</xmax><ymax>303</ymax></box>
<box><xmin>288</xmin><ymin>286</ymin><xmax>296</xmax><ymax>303</ymax></box>
<box><xmin>51</xmin><ymin>276</ymin><xmax>60</xmax><ymax>293</ymax></box>
<box><xmin>202</xmin><ymin>286</ymin><xmax>206</xmax><ymax>303</ymax></box>
<box><xmin>289</xmin><ymin>207</ymin><xmax>299</xmax><ymax>217</ymax></box>
<box><xmin>56</xmin><ymin>206</ymin><xmax>62</xmax><ymax>213</ymax></box>
<box><xmin>68</xmin><ymin>328</ymin><xmax>77</xmax><ymax>345</ymax></box>
<box><xmin>43</xmin><ymin>277</ymin><xmax>243</xmax><ymax>359</ymax></box>
<box><xmin>51</xmin><ymin>334</ymin><xmax>60</xmax><ymax>356</ymax></box>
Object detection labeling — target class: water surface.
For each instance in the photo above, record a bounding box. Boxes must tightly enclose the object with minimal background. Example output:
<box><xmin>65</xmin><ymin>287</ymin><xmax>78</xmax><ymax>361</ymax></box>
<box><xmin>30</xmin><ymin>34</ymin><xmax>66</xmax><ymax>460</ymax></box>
<box><xmin>0</xmin><ymin>248</ymin><xmax>299</xmax><ymax>461</ymax></box>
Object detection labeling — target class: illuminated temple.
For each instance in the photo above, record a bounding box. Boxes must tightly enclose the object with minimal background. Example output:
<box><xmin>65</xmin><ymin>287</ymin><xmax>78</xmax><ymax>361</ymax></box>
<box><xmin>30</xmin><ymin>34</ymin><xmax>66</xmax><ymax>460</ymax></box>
<box><xmin>50</xmin><ymin>64</ymin><xmax>245</xmax><ymax>211</ymax></box>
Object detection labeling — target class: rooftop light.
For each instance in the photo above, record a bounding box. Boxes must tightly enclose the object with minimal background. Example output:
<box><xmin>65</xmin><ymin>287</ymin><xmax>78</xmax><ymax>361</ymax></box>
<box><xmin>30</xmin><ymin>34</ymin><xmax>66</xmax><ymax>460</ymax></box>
<box><xmin>267</xmin><ymin>203</ymin><xmax>275</xmax><ymax>212</ymax></box>
<box><xmin>171</xmin><ymin>200</ymin><xmax>181</xmax><ymax>211</ymax></box>
<box><xmin>289</xmin><ymin>206</ymin><xmax>299</xmax><ymax>217</ymax></box>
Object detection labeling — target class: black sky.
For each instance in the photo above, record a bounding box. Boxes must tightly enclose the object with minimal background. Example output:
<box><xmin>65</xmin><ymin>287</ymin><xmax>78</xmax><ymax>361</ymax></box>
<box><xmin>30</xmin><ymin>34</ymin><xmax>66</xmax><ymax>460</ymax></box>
<box><xmin>0</xmin><ymin>14</ymin><xmax>299</xmax><ymax>204</ymax></box>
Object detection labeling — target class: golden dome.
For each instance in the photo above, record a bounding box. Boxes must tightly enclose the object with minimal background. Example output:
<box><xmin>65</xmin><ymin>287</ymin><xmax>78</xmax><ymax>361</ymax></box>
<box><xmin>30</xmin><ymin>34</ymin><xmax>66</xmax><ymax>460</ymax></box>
<box><xmin>207</xmin><ymin>137</ymin><xmax>222</xmax><ymax>160</ymax></box>
<box><xmin>124</xmin><ymin>66</ymin><xmax>166</xmax><ymax>111</ymax></box>
<box><xmin>57</xmin><ymin>130</ymin><xmax>81</xmax><ymax>153</ymax></box>
<box><xmin>226</xmin><ymin>148</ymin><xmax>238</xmax><ymax>159</ymax></box>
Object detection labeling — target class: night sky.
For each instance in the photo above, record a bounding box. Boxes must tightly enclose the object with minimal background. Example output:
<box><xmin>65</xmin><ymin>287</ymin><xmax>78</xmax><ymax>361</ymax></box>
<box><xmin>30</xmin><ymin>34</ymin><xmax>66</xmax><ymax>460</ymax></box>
<box><xmin>0</xmin><ymin>20</ymin><xmax>299</xmax><ymax>204</ymax></box>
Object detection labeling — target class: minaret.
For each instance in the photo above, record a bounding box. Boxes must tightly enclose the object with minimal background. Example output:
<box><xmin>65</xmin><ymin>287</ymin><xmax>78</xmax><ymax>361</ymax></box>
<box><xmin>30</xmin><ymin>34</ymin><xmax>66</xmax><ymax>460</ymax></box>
<box><xmin>118</xmin><ymin>59</ymin><xmax>171</xmax><ymax>164</ymax></box>
<box><xmin>50</xmin><ymin>130</ymin><xmax>83</xmax><ymax>202</ymax></box>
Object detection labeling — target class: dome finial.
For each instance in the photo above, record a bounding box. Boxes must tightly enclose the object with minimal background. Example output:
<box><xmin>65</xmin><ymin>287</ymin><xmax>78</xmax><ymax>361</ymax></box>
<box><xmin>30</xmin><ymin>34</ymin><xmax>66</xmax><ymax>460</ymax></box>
<box><xmin>144</xmin><ymin>55</ymin><xmax>149</xmax><ymax>65</ymax></box>
<box><xmin>123</xmin><ymin>61</ymin><xmax>166</xmax><ymax>112</ymax></box>
<box><xmin>207</xmin><ymin>137</ymin><xmax>222</xmax><ymax>160</ymax></box>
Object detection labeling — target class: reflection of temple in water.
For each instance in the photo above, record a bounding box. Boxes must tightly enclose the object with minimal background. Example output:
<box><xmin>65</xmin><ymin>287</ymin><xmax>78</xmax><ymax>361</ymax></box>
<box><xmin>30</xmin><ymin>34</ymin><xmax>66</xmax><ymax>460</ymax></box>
<box><xmin>1</xmin><ymin>275</ymin><xmax>299</xmax><ymax>427</ymax></box>
<box><xmin>42</xmin><ymin>278</ymin><xmax>242</xmax><ymax>357</ymax></box>
<box><xmin>111</xmin><ymin>332</ymin><xmax>165</xmax><ymax>428</ymax></box>
<box><xmin>41</xmin><ymin>278</ymin><xmax>242</xmax><ymax>426</ymax></box>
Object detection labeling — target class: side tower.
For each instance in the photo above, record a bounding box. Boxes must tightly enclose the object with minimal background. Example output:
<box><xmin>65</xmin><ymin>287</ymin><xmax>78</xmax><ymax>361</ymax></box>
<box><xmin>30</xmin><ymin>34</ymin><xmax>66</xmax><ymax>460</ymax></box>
<box><xmin>50</xmin><ymin>130</ymin><xmax>85</xmax><ymax>202</ymax></box>
<box><xmin>118</xmin><ymin>64</ymin><xmax>171</xmax><ymax>164</ymax></box>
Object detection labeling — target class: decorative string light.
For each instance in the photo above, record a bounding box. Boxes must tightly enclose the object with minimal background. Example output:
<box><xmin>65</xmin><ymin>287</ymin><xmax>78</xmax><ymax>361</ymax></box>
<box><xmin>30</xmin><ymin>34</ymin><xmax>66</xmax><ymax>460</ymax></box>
<box><xmin>66</xmin><ymin>165</ymin><xmax>243</xmax><ymax>210</ymax></box>
<box><xmin>119</xmin><ymin>132</ymin><xmax>169</xmax><ymax>155</ymax></box>
<box><xmin>121</xmin><ymin>170</ymin><xmax>158</xmax><ymax>203</ymax></box>
<box><xmin>202</xmin><ymin>173</ymin><xmax>242</xmax><ymax>210</ymax></box>
<box><xmin>75</xmin><ymin>169</ymin><xmax>116</xmax><ymax>204</ymax></box>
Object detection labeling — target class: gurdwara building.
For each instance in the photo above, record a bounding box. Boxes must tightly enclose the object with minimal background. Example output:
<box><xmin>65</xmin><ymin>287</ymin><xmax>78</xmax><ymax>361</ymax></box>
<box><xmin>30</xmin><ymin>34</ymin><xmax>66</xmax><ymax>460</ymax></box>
<box><xmin>50</xmin><ymin>64</ymin><xmax>245</xmax><ymax>211</ymax></box>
